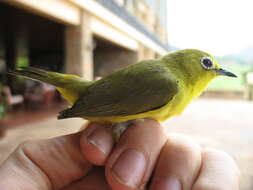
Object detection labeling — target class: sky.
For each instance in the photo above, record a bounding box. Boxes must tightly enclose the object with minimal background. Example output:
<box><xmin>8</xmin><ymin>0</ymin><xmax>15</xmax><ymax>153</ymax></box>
<box><xmin>167</xmin><ymin>0</ymin><xmax>253</xmax><ymax>56</ymax></box>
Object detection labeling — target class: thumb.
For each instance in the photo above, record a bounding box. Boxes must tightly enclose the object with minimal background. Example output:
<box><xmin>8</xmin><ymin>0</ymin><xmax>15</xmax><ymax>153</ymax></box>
<box><xmin>0</xmin><ymin>133</ymin><xmax>92</xmax><ymax>190</ymax></box>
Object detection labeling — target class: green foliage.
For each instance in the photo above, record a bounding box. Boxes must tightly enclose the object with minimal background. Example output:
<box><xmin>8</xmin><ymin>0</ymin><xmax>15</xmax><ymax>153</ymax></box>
<box><xmin>0</xmin><ymin>84</ymin><xmax>7</xmax><ymax>119</ymax></box>
<box><xmin>16</xmin><ymin>57</ymin><xmax>29</xmax><ymax>68</ymax></box>
<box><xmin>0</xmin><ymin>104</ymin><xmax>6</xmax><ymax>119</ymax></box>
<box><xmin>14</xmin><ymin>57</ymin><xmax>30</xmax><ymax>91</ymax></box>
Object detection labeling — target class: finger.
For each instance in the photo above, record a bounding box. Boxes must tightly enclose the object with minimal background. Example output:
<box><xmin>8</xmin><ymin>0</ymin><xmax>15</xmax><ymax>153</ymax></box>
<box><xmin>192</xmin><ymin>148</ymin><xmax>240</xmax><ymax>190</ymax></box>
<box><xmin>63</xmin><ymin>167</ymin><xmax>112</xmax><ymax>190</ymax></box>
<box><xmin>80</xmin><ymin>122</ymin><xmax>114</xmax><ymax>166</ymax></box>
<box><xmin>150</xmin><ymin>134</ymin><xmax>202</xmax><ymax>190</ymax></box>
<box><xmin>0</xmin><ymin>133</ymin><xmax>92</xmax><ymax>190</ymax></box>
<box><xmin>106</xmin><ymin>119</ymin><xmax>167</xmax><ymax>190</ymax></box>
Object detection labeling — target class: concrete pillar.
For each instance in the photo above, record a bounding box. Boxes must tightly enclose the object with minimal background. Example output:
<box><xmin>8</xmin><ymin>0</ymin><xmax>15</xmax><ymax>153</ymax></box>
<box><xmin>144</xmin><ymin>46</ymin><xmax>156</xmax><ymax>59</ymax></box>
<box><xmin>147</xmin><ymin>48</ymin><xmax>155</xmax><ymax>59</ymax></box>
<box><xmin>65</xmin><ymin>10</ymin><xmax>93</xmax><ymax>80</ymax></box>
<box><xmin>94</xmin><ymin>47</ymin><xmax>138</xmax><ymax>77</ymax></box>
<box><xmin>244</xmin><ymin>84</ymin><xmax>253</xmax><ymax>101</ymax></box>
<box><xmin>137</xmin><ymin>43</ymin><xmax>145</xmax><ymax>61</ymax></box>
<box><xmin>138</xmin><ymin>44</ymin><xmax>156</xmax><ymax>61</ymax></box>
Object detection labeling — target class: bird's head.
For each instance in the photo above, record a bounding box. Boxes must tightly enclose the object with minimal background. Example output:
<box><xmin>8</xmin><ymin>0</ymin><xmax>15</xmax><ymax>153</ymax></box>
<box><xmin>163</xmin><ymin>49</ymin><xmax>236</xmax><ymax>85</ymax></box>
<box><xmin>162</xmin><ymin>49</ymin><xmax>236</xmax><ymax>96</ymax></box>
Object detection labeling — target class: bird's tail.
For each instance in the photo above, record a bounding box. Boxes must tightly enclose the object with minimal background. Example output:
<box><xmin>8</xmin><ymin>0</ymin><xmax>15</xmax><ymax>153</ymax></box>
<box><xmin>8</xmin><ymin>66</ymin><xmax>91</xmax><ymax>103</ymax></box>
<box><xmin>8</xmin><ymin>66</ymin><xmax>80</xmax><ymax>88</ymax></box>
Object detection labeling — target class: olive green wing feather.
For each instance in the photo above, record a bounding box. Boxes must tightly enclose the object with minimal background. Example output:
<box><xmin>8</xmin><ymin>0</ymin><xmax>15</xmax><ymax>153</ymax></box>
<box><xmin>58</xmin><ymin>60</ymin><xmax>178</xmax><ymax>119</ymax></box>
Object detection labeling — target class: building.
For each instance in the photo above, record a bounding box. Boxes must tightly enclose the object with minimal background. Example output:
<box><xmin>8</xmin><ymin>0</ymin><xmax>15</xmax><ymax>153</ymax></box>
<box><xmin>0</xmin><ymin>0</ymin><xmax>168</xmax><ymax>79</ymax></box>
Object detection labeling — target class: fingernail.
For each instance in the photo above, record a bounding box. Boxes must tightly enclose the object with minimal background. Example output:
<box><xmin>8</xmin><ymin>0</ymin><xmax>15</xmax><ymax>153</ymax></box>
<box><xmin>87</xmin><ymin>128</ymin><xmax>113</xmax><ymax>155</ymax></box>
<box><xmin>152</xmin><ymin>176</ymin><xmax>182</xmax><ymax>190</ymax></box>
<box><xmin>112</xmin><ymin>149</ymin><xmax>146</xmax><ymax>188</ymax></box>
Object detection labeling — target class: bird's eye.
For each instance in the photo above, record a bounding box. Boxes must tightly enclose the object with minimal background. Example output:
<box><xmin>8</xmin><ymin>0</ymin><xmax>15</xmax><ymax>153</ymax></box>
<box><xmin>201</xmin><ymin>57</ymin><xmax>213</xmax><ymax>70</ymax></box>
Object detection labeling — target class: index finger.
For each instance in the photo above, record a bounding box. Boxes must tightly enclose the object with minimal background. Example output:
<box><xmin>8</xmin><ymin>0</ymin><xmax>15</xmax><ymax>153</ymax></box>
<box><xmin>105</xmin><ymin>119</ymin><xmax>168</xmax><ymax>190</ymax></box>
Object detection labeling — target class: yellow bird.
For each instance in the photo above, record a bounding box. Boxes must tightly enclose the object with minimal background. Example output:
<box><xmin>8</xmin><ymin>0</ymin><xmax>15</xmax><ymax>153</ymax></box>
<box><xmin>9</xmin><ymin>49</ymin><xmax>236</xmax><ymax>124</ymax></box>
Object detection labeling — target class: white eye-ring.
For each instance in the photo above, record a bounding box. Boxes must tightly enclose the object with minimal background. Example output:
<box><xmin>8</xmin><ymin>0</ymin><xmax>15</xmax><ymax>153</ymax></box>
<box><xmin>201</xmin><ymin>57</ymin><xmax>213</xmax><ymax>70</ymax></box>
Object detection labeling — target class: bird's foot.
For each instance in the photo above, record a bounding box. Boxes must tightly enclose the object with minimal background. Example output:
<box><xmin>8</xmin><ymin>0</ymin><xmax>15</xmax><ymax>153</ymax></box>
<box><xmin>108</xmin><ymin>119</ymin><xmax>145</xmax><ymax>141</ymax></box>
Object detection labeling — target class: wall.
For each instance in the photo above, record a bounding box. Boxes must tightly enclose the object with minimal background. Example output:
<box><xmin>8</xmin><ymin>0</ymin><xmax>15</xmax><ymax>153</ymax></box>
<box><xmin>94</xmin><ymin>45</ymin><xmax>138</xmax><ymax>77</ymax></box>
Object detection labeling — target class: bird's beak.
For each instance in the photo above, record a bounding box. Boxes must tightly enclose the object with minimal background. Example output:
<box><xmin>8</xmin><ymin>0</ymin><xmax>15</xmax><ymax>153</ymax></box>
<box><xmin>213</xmin><ymin>68</ymin><xmax>237</xmax><ymax>77</ymax></box>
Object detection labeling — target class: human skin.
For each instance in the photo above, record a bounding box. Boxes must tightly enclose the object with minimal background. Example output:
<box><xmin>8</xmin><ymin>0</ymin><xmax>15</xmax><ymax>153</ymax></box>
<box><xmin>0</xmin><ymin>119</ymin><xmax>240</xmax><ymax>190</ymax></box>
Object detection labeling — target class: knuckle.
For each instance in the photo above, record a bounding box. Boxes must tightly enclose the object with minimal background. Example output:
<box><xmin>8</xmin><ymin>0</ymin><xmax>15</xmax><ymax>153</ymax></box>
<box><xmin>16</xmin><ymin>140</ymin><xmax>42</xmax><ymax>159</ymax></box>
<box><xmin>166</xmin><ymin>133</ymin><xmax>202</xmax><ymax>155</ymax></box>
<box><xmin>10</xmin><ymin>140</ymin><xmax>37</xmax><ymax>165</ymax></box>
<box><xmin>202</xmin><ymin>148</ymin><xmax>230</xmax><ymax>159</ymax></box>
<box><xmin>202</xmin><ymin>148</ymin><xmax>240</xmax><ymax>177</ymax></box>
<box><xmin>202</xmin><ymin>148</ymin><xmax>233</xmax><ymax>163</ymax></box>
<box><xmin>18</xmin><ymin>140</ymin><xmax>36</xmax><ymax>152</ymax></box>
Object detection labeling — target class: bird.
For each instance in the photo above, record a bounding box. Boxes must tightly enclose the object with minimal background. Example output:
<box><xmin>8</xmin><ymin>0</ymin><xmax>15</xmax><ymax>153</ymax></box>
<box><xmin>8</xmin><ymin>49</ymin><xmax>236</xmax><ymax>125</ymax></box>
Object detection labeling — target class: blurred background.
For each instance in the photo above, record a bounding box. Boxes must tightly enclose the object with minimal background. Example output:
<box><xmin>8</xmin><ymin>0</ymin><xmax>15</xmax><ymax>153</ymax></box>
<box><xmin>0</xmin><ymin>0</ymin><xmax>252</xmax><ymax>189</ymax></box>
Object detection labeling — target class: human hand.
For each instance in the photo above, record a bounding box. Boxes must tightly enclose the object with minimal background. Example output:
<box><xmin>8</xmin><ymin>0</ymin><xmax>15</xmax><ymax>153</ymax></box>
<box><xmin>0</xmin><ymin>119</ymin><xmax>240</xmax><ymax>190</ymax></box>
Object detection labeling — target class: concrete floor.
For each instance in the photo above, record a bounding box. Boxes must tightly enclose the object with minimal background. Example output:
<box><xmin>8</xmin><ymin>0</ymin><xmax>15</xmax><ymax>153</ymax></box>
<box><xmin>0</xmin><ymin>98</ymin><xmax>252</xmax><ymax>189</ymax></box>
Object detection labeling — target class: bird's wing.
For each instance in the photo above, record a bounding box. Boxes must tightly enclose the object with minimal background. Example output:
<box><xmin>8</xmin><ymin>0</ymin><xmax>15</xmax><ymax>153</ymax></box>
<box><xmin>58</xmin><ymin>60</ymin><xmax>178</xmax><ymax>119</ymax></box>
